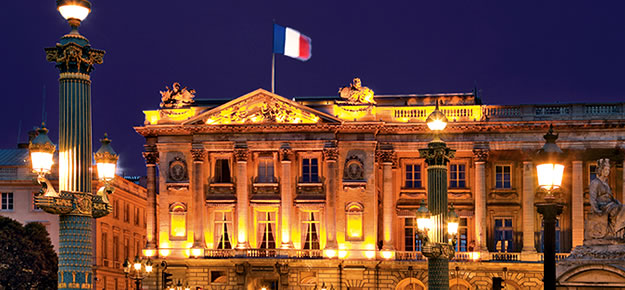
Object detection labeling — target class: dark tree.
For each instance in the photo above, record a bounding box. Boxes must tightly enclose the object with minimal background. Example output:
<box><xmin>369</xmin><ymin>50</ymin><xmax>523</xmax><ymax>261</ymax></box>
<box><xmin>0</xmin><ymin>216</ymin><xmax>58</xmax><ymax>289</ymax></box>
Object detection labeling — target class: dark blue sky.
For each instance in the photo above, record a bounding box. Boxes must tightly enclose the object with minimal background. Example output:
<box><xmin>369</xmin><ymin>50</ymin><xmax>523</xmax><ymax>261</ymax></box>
<box><xmin>1</xmin><ymin>1</ymin><xmax>624</xmax><ymax>176</ymax></box>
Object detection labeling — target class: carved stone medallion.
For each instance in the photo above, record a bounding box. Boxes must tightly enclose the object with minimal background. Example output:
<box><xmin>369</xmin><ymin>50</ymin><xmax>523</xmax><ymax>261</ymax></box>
<box><xmin>169</xmin><ymin>157</ymin><xmax>188</xmax><ymax>182</ymax></box>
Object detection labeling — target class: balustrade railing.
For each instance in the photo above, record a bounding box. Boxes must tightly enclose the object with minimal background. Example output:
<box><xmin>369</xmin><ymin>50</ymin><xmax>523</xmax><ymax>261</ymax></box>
<box><xmin>489</xmin><ymin>252</ymin><xmax>521</xmax><ymax>262</ymax></box>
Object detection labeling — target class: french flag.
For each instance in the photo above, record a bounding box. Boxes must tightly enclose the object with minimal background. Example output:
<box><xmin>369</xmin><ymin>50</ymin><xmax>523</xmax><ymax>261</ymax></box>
<box><xmin>273</xmin><ymin>24</ymin><xmax>312</xmax><ymax>61</ymax></box>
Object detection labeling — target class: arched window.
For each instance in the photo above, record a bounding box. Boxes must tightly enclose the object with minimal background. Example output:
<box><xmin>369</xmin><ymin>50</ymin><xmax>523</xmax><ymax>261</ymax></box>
<box><xmin>345</xmin><ymin>202</ymin><xmax>364</xmax><ymax>240</ymax></box>
<box><xmin>169</xmin><ymin>202</ymin><xmax>187</xmax><ymax>239</ymax></box>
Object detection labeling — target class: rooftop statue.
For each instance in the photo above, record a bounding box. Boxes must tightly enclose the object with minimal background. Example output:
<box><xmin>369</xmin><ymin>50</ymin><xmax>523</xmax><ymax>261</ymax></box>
<box><xmin>160</xmin><ymin>82</ymin><xmax>195</xmax><ymax>108</ymax></box>
<box><xmin>589</xmin><ymin>158</ymin><xmax>625</xmax><ymax>241</ymax></box>
<box><xmin>339</xmin><ymin>78</ymin><xmax>376</xmax><ymax>104</ymax></box>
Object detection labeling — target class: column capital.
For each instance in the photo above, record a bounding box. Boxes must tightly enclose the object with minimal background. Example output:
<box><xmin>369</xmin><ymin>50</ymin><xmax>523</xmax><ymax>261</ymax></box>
<box><xmin>142</xmin><ymin>151</ymin><xmax>159</xmax><ymax>165</ymax></box>
<box><xmin>234</xmin><ymin>143</ymin><xmax>249</xmax><ymax>162</ymax></box>
<box><xmin>323</xmin><ymin>143</ymin><xmax>339</xmax><ymax>162</ymax></box>
<box><xmin>46</xmin><ymin>38</ymin><xmax>104</xmax><ymax>75</ymax></box>
<box><xmin>191</xmin><ymin>148</ymin><xmax>206</xmax><ymax>162</ymax></box>
<box><xmin>472</xmin><ymin>148</ymin><xmax>489</xmax><ymax>162</ymax></box>
<box><xmin>376</xmin><ymin>149</ymin><xmax>397</xmax><ymax>167</ymax></box>
<box><xmin>280</xmin><ymin>143</ymin><xmax>293</xmax><ymax>162</ymax></box>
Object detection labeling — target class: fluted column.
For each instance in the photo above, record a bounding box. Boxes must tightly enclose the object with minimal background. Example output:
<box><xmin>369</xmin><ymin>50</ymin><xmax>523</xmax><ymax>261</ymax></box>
<box><xmin>571</xmin><ymin>160</ymin><xmax>584</xmax><ymax>247</ymax></box>
<box><xmin>191</xmin><ymin>148</ymin><xmax>207</xmax><ymax>248</ymax></box>
<box><xmin>280</xmin><ymin>144</ymin><xmax>294</xmax><ymax>248</ymax></box>
<box><xmin>142</xmin><ymin>147</ymin><xmax>159</xmax><ymax>248</ymax></box>
<box><xmin>522</xmin><ymin>160</ymin><xmax>537</xmax><ymax>254</ymax></box>
<box><xmin>376</xmin><ymin>148</ymin><xmax>396</xmax><ymax>250</ymax></box>
<box><xmin>234</xmin><ymin>145</ymin><xmax>250</xmax><ymax>249</ymax></box>
<box><xmin>323</xmin><ymin>142</ymin><xmax>339</xmax><ymax>250</ymax></box>
<box><xmin>472</xmin><ymin>148</ymin><xmax>488</xmax><ymax>253</ymax></box>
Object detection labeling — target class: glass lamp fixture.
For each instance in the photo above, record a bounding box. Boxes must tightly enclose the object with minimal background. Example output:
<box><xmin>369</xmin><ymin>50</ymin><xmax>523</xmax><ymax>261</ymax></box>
<box><xmin>447</xmin><ymin>204</ymin><xmax>459</xmax><ymax>236</ymax></box>
<box><xmin>535</xmin><ymin>125</ymin><xmax>565</xmax><ymax>196</ymax></box>
<box><xmin>29</xmin><ymin>124</ymin><xmax>56</xmax><ymax>176</ymax></box>
<box><xmin>416</xmin><ymin>200</ymin><xmax>432</xmax><ymax>233</ymax></box>
<box><xmin>145</xmin><ymin>259</ymin><xmax>153</xmax><ymax>273</ymax></box>
<box><xmin>94</xmin><ymin>134</ymin><xmax>118</xmax><ymax>182</ymax></box>
<box><xmin>133</xmin><ymin>256</ymin><xmax>142</xmax><ymax>271</ymax></box>
<box><xmin>57</xmin><ymin>0</ymin><xmax>91</xmax><ymax>22</ymax></box>
<box><xmin>122</xmin><ymin>259</ymin><xmax>130</xmax><ymax>274</ymax></box>
<box><xmin>426</xmin><ymin>100</ymin><xmax>448</xmax><ymax>132</ymax></box>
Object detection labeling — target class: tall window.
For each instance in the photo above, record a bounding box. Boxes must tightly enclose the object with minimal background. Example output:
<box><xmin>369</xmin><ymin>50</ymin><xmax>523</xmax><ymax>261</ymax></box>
<box><xmin>494</xmin><ymin>218</ymin><xmax>513</xmax><ymax>252</ymax></box>
<box><xmin>257</xmin><ymin>211</ymin><xmax>276</xmax><ymax>249</ymax></box>
<box><xmin>124</xmin><ymin>238</ymin><xmax>129</xmax><ymax>260</ymax></box>
<box><xmin>215</xmin><ymin>211</ymin><xmax>233</xmax><ymax>249</ymax></box>
<box><xmin>346</xmin><ymin>203</ymin><xmax>364</xmax><ymax>240</ymax></box>
<box><xmin>589</xmin><ymin>165</ymin><xmax>597</xmax><ymax>183</ymax></box>
<box><xmin>169</xmin><ymin>203</ymin><xmax>187</xmax><ymax>239</ymax></box>
<box><xmin>540</xmin><ymin>218</ymin><xmax>561</xmax><ymax>253</ymax></box>
<box><xmin>102</xmin><ymin>232</ymin><xmax>108</xmax><ymax>260</ymax></box>
<box><xmin>404</xmin><ymin>218</ymin><xmax>422</xmax><ymax>252</ymax></box>
<box><xmin>455</xmin><ymin>218</ymin><xmax>468</xmax><ymax>252</ymax></box>
<box><xmin>257</xmin><ymin>157</ymin><xmax>275</xmax><ymax>183</ymax></box>
<box><xmin>1</xmin><ymin>192</ymin><xmax>13</xmax><ymax>210</ymax></box>
<box><xmin>404</xmin><ymin>164</ymin><xmax>422</xmax><ymax>188</ymax></box>
<box><xmin>124</xmin><ymin>203</ymin><xmax>129</xmax><ymax>222</ymax></box>
<box><xmin>113</xmin><ymin>200</ymin><xmax>119</xmax><ymax>219</ymax></box>
<box><xmin>214</xmin><ymin>159</ymin><xmax>231</xmax><ymax>183</ymax></box>
<box><xmin>113</xmin><ymin>235</ymin><xmax>119</xmax><ymax>262</ymax></box>
<box><xmin>302</xmin><ymin>212</ymin><xmax>320</xmax><ymax>250</ymax></box>
<box><xmin>450</xmin><ymin>164</ymin><xmax>466</xmax><ymax>188</ymax></box>
<box><xmin>302</xmin><ymin>158</ymin><xmax>319</xmax><ymax>183</ymax></box>
<box><xmin>495</xmin><ymin>165</ymin><xmax>511</xmax><ymax>189</ymax></box>
<box><xmin>135</xmin><ymin>239</ymin><xmax>141</xmax><ymax>257</ymax></box>
<box><xmin>134</xmin><ymin>207</ymin><xmax>140</xmax><ymax>225</ymax></box>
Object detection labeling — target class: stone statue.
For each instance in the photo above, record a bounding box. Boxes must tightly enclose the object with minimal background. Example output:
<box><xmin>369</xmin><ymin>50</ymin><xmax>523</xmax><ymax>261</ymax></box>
<box><xmin>589</xmin><ymin>158</ymin><xmax>625</xmax><ymax>240</ymax></box>
<box><xmin>160</xmin><ymin>82</ymin><xmax>196</xmax><ymax>108</ymax></box>
<box><xmin>339</xmin><ymin>78</ymin><xmax>376</xmax><ymax>104</ymax></box>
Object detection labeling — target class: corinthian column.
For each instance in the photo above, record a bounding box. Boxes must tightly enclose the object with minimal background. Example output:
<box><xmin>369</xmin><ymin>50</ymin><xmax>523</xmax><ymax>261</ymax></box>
<box><xmin>191</xmin><ymin>147</ymin><xmax>207</xmax><ymax>249</ymax></box>
<box><xmin>142</xmin><ymin>146</ymin><xmax>159</xmax><ymax>249</ymax></box>
<box><xmin>323</xmin><ymin>142</ymin><xmax>339</xmax><ymax>250</ymax></box>
<box><xmin>376</xmin><ymin>147</ymin><xmax>396</xmax><ymax>250</ymax></box>
<box><xmin>234</xmin><ymin>144</ymin><xmax>250</xmax><ymax>249</ymax></box>
<box><xmin>472</xmin><ymin>148</ymin><xmax>488</xmax><ymax>253</ymax></box>
<box><xmin>522</xmin><ymin>160</ymin><xmax>537</xmax><ymax>255</ymax></box>
<box><xmin>280</xmin><ymin>144</ymin><xmax>294</xmax><ymax>248</ymax></box>
<box><xmin>571</xmin><ymin>160</ymin><xmax>584</xmax><ymax>247</ymax></box>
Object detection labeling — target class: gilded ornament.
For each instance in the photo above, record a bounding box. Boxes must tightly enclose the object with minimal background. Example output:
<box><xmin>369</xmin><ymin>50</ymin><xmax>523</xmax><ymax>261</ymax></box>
<box><xmin>160</xmin><ymin>82</ymin><xmax>196</xmax><ymax>108</ymax></box>
<box><xmin>205</xmin><ymin>94</ymin><xmax>320</xmax><ymax>124</ymax></box>
<box><xmin>338</xmin><ymin>78</ymin><xmax>376</xmax><ymax>104</ymax></box>
<box><xmin>142</xmin><ymin>151</ymin><xmax>159</xmax><ymax>165</ymax></box>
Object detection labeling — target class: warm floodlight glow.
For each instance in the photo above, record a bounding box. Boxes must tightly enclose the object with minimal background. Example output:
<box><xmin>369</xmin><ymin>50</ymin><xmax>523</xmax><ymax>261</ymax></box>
<box><xmin>381</xmin><ymin>250</ymin><xmax>393</xmax><ymax>259</ymax></box>
<box><xmin>324</xmin><ymin>249</ymin><xmax>337</xmax><ymax>258</ymax></box>
<box><xmin>133</xmin><ymin>262</ymin><xmax>141</xmax><ymax>271</ymax></box>
<box><xmin>191</xmin><ymin>248</ymin><xmax>203</xmax><ymax>258</ymax></box>
<box><xmin>95</xmin><ymin>134</ymin><xmax>118</xmax><ymax>181</ymax></box>
<box><xmin>447</xmin><ymin>204</ymin><xmax>459</xmax><ymax>236</ymax></box>
<box><xmin>425</xmin><ymin>101</ymin><xmax>448</xmax><ymax>131</ymax></box>
<box><xmin>31</xmin><ymin>152</ymin><xmax>54</xmax><ymax>175</ymax></box>
<box><xmin>447</xmin><ymin>221</ymin><xmax>459</xmax><ymax>236</ymax></box>
<box><xmin>417</xmin><ymin>216</ymin><xmax>432</xmax><ymax>232</ymax></box>
<box><xmin>536</xmin><ymin>163</ymin><xmax>565</xmax><ymax>191</ymax></box>
<box><xmin>145</xmin><ymin>260</ymin><xmax>153</xmax><ymax>273</ymax></box>
<box><xmin>338</xmin><ymin>250</ymin><xmax>348</xmax><ymax>259</ymax></box>
<box><xmin>58</xmin><ymin>5</ymin><xmax>90</xmax><ymax>21</ymax></box>
<box><xmin>142</xmin><ymin>248</ymin><xmax>155</xmax><ymax>257</ymax></box>
<box><xmin>364</xmin><ymin>250</ymin><xmax>375</xmax><ymax>259</ymax></box>
<box><xmin>159</xmin><ymin>249</ymin><xmax>170</xmax><ymax>257</ymax></box>
<box><xmin>29</xmin><ymin>125</ymin><xmax>56</xmax><ymax>175</ymax></box>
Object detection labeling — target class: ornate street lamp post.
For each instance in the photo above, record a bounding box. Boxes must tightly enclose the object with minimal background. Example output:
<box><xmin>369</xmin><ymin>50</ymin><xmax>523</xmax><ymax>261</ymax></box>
<box><xmin>417</xmin><ymin>102</ymin><xmax>457</xmax><ymax>290</ymax></box>
<box><xmin>123</xmin><ymin>256</ymin><xmax>153</xmax><ymax>290</ymax></box>
<box><xmin>30</xmin><ymin>1</ymin><xmax>112</xmax><ymax>289</ymax></box>
<box><xmin>535</xmin><ymin>125</ymin><xmax>565</xmax><ymax>289</ymax></box>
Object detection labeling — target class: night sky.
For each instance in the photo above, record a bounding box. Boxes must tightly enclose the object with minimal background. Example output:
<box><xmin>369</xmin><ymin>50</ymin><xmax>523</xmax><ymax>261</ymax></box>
<box><xmin>1</xmin><ymin>1</ymin><xmax>624</xmax><ymax>176</ymax></box>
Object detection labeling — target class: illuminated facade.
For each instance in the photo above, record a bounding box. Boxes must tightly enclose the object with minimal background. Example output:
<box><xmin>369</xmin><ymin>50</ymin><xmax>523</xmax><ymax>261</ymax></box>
<box><xmin>135</xmin><ymin>81</ymin><xmax>625</xmax><ymax>289</ymax></box>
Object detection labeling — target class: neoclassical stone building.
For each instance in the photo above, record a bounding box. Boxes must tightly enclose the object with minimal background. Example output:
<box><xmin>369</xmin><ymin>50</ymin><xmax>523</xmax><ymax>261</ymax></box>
<box><xmin>135</xmin><ymin>80</ymin><xmax>625</xmax><ymax>289</ymax></box>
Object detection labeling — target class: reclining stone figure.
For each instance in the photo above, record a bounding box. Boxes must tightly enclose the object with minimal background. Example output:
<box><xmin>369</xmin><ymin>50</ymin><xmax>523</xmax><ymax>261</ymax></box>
<box><xmin>585</xmin><ymin>158</ymin><xmax>625</xmax><ymax>242</ymax></box>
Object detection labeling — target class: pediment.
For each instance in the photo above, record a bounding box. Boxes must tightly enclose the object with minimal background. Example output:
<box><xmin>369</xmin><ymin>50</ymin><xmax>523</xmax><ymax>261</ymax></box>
<box><xmin>183</xmin><ymin>89</ymin><xmax>340</xmax><ymax>125</ymax></box>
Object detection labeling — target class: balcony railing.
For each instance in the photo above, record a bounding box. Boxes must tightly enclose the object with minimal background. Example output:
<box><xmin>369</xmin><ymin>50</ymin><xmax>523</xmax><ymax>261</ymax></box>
<box><xmin>489</xmin><ymin>252</ymin><xmax>521</xmax><ymax>262</ymax></box>
<box><xmin>252</xmin><ymin>176</ymin><xmax>280</xmax><ymax>196</ymax></box>
<box><xmin>540</xmin><ymin>252</ymin><xmax>570</xmax><ymax>262</ymax></box>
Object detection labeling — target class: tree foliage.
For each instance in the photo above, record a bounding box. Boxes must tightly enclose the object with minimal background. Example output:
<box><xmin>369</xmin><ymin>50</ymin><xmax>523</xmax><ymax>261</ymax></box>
<box><xmin>0</xmin><ymin>216</ymin><xmax>57</xmax><ymax>289</ymax></box>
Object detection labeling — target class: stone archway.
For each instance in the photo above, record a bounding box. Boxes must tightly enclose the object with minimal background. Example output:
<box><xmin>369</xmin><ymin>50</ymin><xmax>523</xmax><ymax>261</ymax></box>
<box><xmin>558</xmin><ymin>264</ymin><xmax>625</xmax><ymax>288</ymax></box>
<box><xmin>449</xmin><ymin>278</ymin><xmax>471</xmax><ymax>290</ymax></box>
<box><xmin>395</xmin><ymin>277</ymin><xmax>426</xmax><ymax>290</ymax></box>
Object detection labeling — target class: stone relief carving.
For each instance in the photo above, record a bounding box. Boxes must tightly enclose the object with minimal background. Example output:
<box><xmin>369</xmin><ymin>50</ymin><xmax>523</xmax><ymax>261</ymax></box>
<box><xmin>338</xmin><ymin>78</ymin><xmax>376</xmax><ymax>104</ymax></box>
<box><xmin>160</xmin><ymin>82</ymin><xmax>196</xmax><ymax>108</ymax></box>
<box><xmin>343</xmin><ymin>151</ymin><xmax>365</xmax><ymax>181</ymax></box>
<box><xmin>168</xmin><ymin>156</ymin><xmax>188</xmax><ymax>182</ymax></box>
<box><xmin>586</xmin><ymin>158</ymin><xmax>625</xmax><ymax>242</ymax></box>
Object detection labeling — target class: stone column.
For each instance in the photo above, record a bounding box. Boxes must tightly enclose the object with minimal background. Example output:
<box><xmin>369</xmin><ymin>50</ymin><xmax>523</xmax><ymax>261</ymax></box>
<box><xmin>376</xmin><ymin>148</ymin><xmax>396</xmax><ymax>250</ymax></box>
<box><xmin>234</xmin><ymin>145</ymin><xmax>250</xmax><ymax>249</ymax></box>
<box><xmin>522</xmin><ymin>160</ymin><xmax>537</xmax><ymax>255</ymax></box>
<box><xmin>191</xmin><ymin>148</ymin><xmax>207</xmax><ymax>249</ymax></box>
<box><xmin>280</xmin><ymin>144</ymin><xmax>294</xmax><ymax>248</ymax></box>
<box><xmin>323</xmin><ymin>142</ymin><xmax>339</xmax><ymax>250</ymax></box>
<box><xmin>142</xmin><ymin>147</ymin><xmax>159</xmax><ymax>249</ymax></box>
<box><xmin>571</xmin><ymin>160</ymin><xmax>584</xmax><ymax>248</ymax></box>
<box><xmin>472</xmin><ymin>148</ymin><xmax>488</xmax><ymax>253</ymax></box>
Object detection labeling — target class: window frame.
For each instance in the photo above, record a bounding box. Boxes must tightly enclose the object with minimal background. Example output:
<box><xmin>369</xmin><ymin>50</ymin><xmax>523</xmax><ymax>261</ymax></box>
<box><xmin>403</xmin><ymin>163</ymin><xmax>423</xmax><ymax>189</ymax></box>
<box><xmin>301</xmin><ymin>157</ymin><xmax>320</xmax><ymax>183</ymax></box>
<box><xmin>169</xmin><ymin>202</ymin><xmax>188</xmax><ymax>240</ymax></box>
<box><xmin>301</xmin><ymin>211</ymin><xmax>320</xmax><ymax>250</ymax></box>
<box><xmin>493</xmin><ymin>217</ymin><xmax>514</xmax><ymax>252</ymax></box>
<box><xmin>256</xmin><ymin>210</ymin><xmax>277</xmax><ymax>249</ymax></box>
<box><xmin>256</xmin><ymin>155</ymin><xmax>276</xmax><ymax>183</ymax></box>
<box><xmin>494</xmin><ymin>164</ymin><xmax>513</xmax><ymax>189</ymax></box>
<box><xmin>32</xmin><ymin>192</ymin><xmax>42</xmax><ymax>212</ymax></box>
<box><xmin>449</xmin><ymin>163</ymin><xmax>467</xmax><ymax>189</ymax></box>
<box><xmin>214</xmin><ymin>211</ymin><xmax>234</xmax><ymax>249</ymax></box>
<box><xmin>403</xmin><ymin>217</ymin><xmax>422</xmax><ymax>252</ymax></box>
<box><xmin>213</xmin><ymin>157</ymin><xmax>233</xmax><ymax>184</ymax></box>
<box><xmin>1</xmin><ymin>192</ymin><xmax>14</xmax><ymax>211</ymax></box>
<box><xmin>345</xmin><ymin>202</ymin><xmax>364</xmax><ymax>241</ymax></box>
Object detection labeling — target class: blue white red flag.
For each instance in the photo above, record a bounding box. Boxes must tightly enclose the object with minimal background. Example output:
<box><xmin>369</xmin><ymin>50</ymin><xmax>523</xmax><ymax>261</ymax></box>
<box><xmin>273</xmin><ymin>24</ymin><xmax>312</xmax><ymax>61</ymax></box>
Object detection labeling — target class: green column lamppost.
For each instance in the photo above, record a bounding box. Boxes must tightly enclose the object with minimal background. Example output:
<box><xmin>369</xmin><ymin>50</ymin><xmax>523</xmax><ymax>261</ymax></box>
<box><xmin>123</xmin><ymin>256</ymin><xmax>154</xmax><ymax>290</ymax></box>
<box><xmin>29</xmin><ymin>1</ymin><xmax>115</xmax><ymax>289</ymax></box>
<box><xmin>416</xmin><ymin>102</ymin><xmax>459</xmax><ymax>290</ymax></box>
<box><xmin>535</xmin><ymin>125</ymin><xmax>565</xmax><ymax>289</ymax></box>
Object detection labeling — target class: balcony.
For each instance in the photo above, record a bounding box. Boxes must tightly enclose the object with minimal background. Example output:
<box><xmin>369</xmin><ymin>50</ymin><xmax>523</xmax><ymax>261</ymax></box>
<box><xmin>296</xmin><ymin>176</ymin><xmax>325</xmax><ymax>203</ymax></box>
<box><xmin>206</xmin><ymin>177</ymin><xmax>236</xmax><ymax>203</ymax></box>
<box><xmin>251</xmin><ymin>176</ymin><xmax>280</xmax><ymax>203</ymax></box>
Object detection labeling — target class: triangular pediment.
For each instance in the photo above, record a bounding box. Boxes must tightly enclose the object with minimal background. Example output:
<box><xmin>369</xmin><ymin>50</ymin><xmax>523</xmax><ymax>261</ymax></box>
<box><xmin>183</xmin><ymin>89</ymin><xmax>341</xmax><ymax>125</ymax></box>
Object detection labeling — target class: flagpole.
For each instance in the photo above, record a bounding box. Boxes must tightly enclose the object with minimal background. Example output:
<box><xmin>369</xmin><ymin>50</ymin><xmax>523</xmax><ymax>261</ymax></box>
<box><xmin>272</xmin><ymin>52</ymin><xmax>275</xmax><ymax>93</ymax></box>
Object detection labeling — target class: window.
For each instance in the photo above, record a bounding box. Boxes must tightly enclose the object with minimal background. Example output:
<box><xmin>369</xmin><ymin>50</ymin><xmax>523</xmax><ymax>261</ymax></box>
<box><xmin>124</xmin><ymin>238</ymin><xmax>129</xmax><ymax>260</ymax></box>
<box><xmin>495</xmin><ymin>165</ymin><xmax>511</xmax><ymax>189</ymax></box>
<box><xmin>257</xmin><ymin>157</ymin><xmax>275</xmax><ymax>183</ymax></box>
<box><xmin>302</xmin><ymin>158</ymin><xmax>319</xmax><ymax>183</ymax></box>
<box><xmin>346</xmin><ymin>202</ymin><xmax>364</xmax><ymax>240</ymax></box>
<box><xmin>302</xmin><ymin>212</ymin><xmax>320</xmax><ymax>250</ymax></box>
<box><xmin>102</xmin><ymin>232</ymin><xmax>108</xmax><ymax>260</ymax></box>
<box><xmin>215</xmin><ymin>211</ymin><xmax>233</xmax><ymax>249</ymax></box>
<box><xmin>214</xmin><ymin>159</ymin><xmax>231</xmax><ymax>183</ymax></box>
<box><xmin>494</xmin><ymin>218</ymin><xmax>513</xmax><ymax>252</ymax></box>
<box><xmin>589</xmin><ymin>165</ymin><xmax>597</xmax><ymax>184</ymax></box>
<box><xmin>169</xmin><ymin>203</ymin><xmax>187</xmax><ymax>239</ymax></box>
<box><xmin>540</xmin><ymin>218</ymin><xmax>561</xmax><ymax>253</ymax></box>
<box><xmin>113</xmin><ymin>235</ymin><xmax>119</xmax><ymax>262</ymax></box>
<box><xmin>135</xmin><ymin>239</ymin><xmax>141</xmax><ymax>257</ymax></box>
<box><xmin>113</xmin><ymin>200</ymin><xmax>119</xmax><ymax>219</ymax></box>
<box><xmin>404</xmin><ymin>164</ymin><xmax>422</xmax><ymax>188</ymax></box>
<box><xmin>134</xmin><ymin>207</ymin><xmax>140</xmax><ymax>225</ymax></box>
<box><xmin>257</xmin><ymin>211</ymin><xmax>276</xmax><ymax>249</ymax></box>
<box><xmin>32</xmin><ymin>193</ymin><xmax>41</xmax><ymax>211</ymax></box>
<box><xmin>124</xmin><ymin>203</ymin><xmax>129</xmax><ymax>222</ymax></box>
<box><xmin>450</xmin><ymin>164</ymin><xmax>466</xmax><ymax>188</ymax></box>
<box><xmin>455</xmin><ymin>218</ymin><xmax>468</xmax><ymax>252</ymax></box>
<box><xmin>1</xmin><ymin>192</ymin><xmax>13</xmax><ymax>210</ymax></box>
<box><xmin>210</xmin><ymin>271</ymin><xmax>227</xmax><ymax>284</ymax></box>
<box><xmin>403</xmin><ymin>218</ymin><xmax>422</xmax><ymax>252</ymax></box>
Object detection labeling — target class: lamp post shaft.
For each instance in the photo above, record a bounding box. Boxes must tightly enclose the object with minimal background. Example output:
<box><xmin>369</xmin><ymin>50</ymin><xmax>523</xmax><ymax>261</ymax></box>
<box><xmin>537</xmin><ymin>203</ymin><xmax>563</xmax><ymax>289</ymax></box>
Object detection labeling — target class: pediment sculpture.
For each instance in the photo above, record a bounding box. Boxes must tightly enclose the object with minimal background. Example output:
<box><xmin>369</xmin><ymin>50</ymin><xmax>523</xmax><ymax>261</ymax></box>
<box><xmin>160</xmin><ymin>82</ymin><xmax>196</xmax><ymax>108</ymax></box>
<box><xmin>585</xmin><ymin>158</ymin><xmax>625</xmax><ymax>243</ymax></box>
<box><xmin>204</xmin><ymin>94</ymin><xmax>320</xmax><ymax>125</ymax></box>
<box><xmin>338</xmin><ymin>77</ymin><xmax>376</xmax><ymax>104</ymax></box>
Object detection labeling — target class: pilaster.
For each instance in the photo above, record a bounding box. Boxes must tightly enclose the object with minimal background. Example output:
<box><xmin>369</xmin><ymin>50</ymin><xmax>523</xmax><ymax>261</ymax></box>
<box><xmin>191</xmin><ymin>147</ymin><xmax>207</xmax><ymax>248</ymax></box>
<box><xmin>376</xmin><ymin>147</ymin><xmax>396</xmax><ymax>250</ymax></box>
<box><xmin>142</xmin><ymin>146</ymin><xmax>159</xmax><ymax>248</ymax></box>
<box><xmin>234</xmin><ymin>144</ymin><xmax>250</xmax><ymax>249</ymax></box>
<box><xmin>522</xmin><ymin>160</ymin><xmax>538</xmax><ymax>259</ymax></box>
<box><xmin>472</xmin><ymin>148</ymin><xmax>488</xmax><ymax>254</ymax></box>
<box><xmin>280</xmin><ymin>144</ymin><xmax>294</xmax><ymax>248</ymax></box>
<box><xmin>323</xmin><ymin>142</ymin><xmax>339</xmax><ymax>249</ymax></box>
<box><xmin>571</xmin><ymin>160</ymin><xmax>584</xmax><ymax>248</ymax></box>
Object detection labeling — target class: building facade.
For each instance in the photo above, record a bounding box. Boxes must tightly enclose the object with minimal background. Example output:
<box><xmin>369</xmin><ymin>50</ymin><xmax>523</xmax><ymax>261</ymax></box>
<box><xmin>135</xmin><ymin>81</ymin><xmax>625</xmax><ymax>290</ymax></box>
<box><xmin>0</xmin><ymin>141</ymin><xmax>147</xmax><ymax>290</ymax></box>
